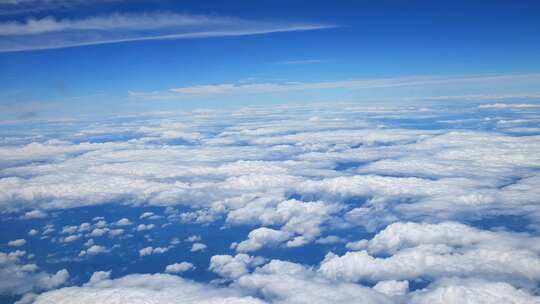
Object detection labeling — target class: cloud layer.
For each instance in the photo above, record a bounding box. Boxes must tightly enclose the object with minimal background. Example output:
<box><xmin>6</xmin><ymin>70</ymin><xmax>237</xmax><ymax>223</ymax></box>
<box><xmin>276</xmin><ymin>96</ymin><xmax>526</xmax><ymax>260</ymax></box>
<box><xmin>1</xmin><ymin>102</ymin><xmax>540</xmax><ymax>303</ymax></box>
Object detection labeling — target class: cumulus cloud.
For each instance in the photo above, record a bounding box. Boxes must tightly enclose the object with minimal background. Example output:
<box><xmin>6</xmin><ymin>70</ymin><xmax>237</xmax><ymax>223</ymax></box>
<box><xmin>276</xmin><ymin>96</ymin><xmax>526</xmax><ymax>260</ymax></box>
<box><xmin>165</xmin><ymin>262</ymin><xmax>195</xmax><ymax>274</ymax></box>
<box><xmin>61</xmin><ymin>234</ymin><xmax>81</xmax><ymax>243</ymax></box>
<box><xmin>1</xmin><ymin>103</ymin><xmax>540</xmax><ymax>302</ymax></box>
<box><xmin>209</xmin><ymin>254</ymin><xmax>266</xmax><ymax>280</ymax></box>
<box><xmin>33</xmin><ymin>273</ymin><xmax>264</xmax><ymax>304</ymax></box>
<box><xmin>184</xmin><ymin>235</ymin><xmax>201</xmax><ymax>242</ymax></box>
<box><xmin>79</xmin><ymin>245</ymin><xmax>108</xmax><ymax>256</ymax></box>
<box><xmin>136</xmin><ymin>224</ymin><xmax>155</xmax><ymax>231</ymax></box>
<box><xmin>190</xmin><ymin>243</ymin><xmax>207</xmax><ymax>252</ymax></box>
<box><xmin>320</xmin><ymin>222</ymin><xmax>540</xmax><ymax>286</ymax></box>
<box><xmin>235</xmin><ymin>227</ymin><xmax>291</xmax><ymax>252</ymax></box>
<box><xmin>115</xmin><ymin>218</ymin><xmax>132</xmax><ymax>226</ymax></box>
<box><xmin>21</xmin><ymin>209</ymin><xmax>47</xmax><ymax>219</ymax></box>
<box><xmin>0</xmin><ymin>251</ymin><xmax>69</xmax><ymax>295</ymax></box>
<box><xmin>409</xmin><ymin>278</ymin><xmax>540</xmax><ymax>304</ymax></box>
<box><xmin>139</xmin><ymin>246</ymin><xmax>169</xmax><ymax>257</ymax></box>
<box><xmin>373</xmin><ymin>280</ymin><xmax>409</xmax><ymax>296</ymax></box>
<box><xmin>8</xmin><ymin>239</ymin><xmax>26</xmax><ymax>247</ymax></box>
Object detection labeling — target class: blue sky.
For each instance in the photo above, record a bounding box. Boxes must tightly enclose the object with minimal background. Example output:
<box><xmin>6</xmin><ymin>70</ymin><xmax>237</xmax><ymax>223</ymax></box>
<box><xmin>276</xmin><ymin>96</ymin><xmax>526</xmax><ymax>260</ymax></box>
<box><xmin>1</xmin><ymin>0</ymin><xmax>540</xmax><ymax>120</ymax></box>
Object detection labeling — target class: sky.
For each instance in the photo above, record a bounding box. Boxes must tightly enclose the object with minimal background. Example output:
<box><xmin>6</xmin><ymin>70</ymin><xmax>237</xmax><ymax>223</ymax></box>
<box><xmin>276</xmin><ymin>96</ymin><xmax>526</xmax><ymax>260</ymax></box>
<box><xmin>1</xmin><ymin>0</ymin><xmax>540</xmax><ymax>120</ymax></box>
<box><xmin>1</xmin><ymin>1</ymin><xmax>540</xmax><ymax>304</ymax></box>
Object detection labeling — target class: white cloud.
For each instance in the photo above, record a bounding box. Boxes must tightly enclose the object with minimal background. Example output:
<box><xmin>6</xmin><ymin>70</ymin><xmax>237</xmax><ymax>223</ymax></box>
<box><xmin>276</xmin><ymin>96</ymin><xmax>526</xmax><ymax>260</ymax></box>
<box><xmin>319</xmin><ymin>222</ymin><xmax>540</xmax><ymax>285</ymax></box>
<box><xmin>139</xmin><ymin>246</ymin><xmax>169</xmax><ymax>257</ymax></box>
<box><xmin>209</xmin><ymin>254</ymin><xmax>265</xmax><ymax>280</ymax></box>
<box><xmin>139</xmin><ymin>212</ymin><xmax>155</xmax><ymax>219</ymax></box>
<box><xmin>8</xmin><ymin>239</ymin><xmax>26</xmax><ymax>247</ymax></box>
<box><xmin>28</xmin><ymin>229</ymin><xmax>38</xmax><ymax>236</ymax></box>
<box><xmin>77</xmin><ymin>222</ymin><xmax>91</xmax><ymax>232</ymax></box>
<box><xmin>190</xmin><ymin>243</ymin><xmax>207</xmax><ymax>252</ymax></box>
<box><xmin>227</xmin><ymin>198</ymin><xmax>340</xmax><ymax>245</ymax></box>
<box><xmin>478</xmin><ymin>103</ymin><xmax>540</xmax><ymax>109</ymax></box>
<box><xmin>235</xmin><ymin>227</ymin><xmax>291</xmax><ymax>253</ymax></box>
<box><xmin>88</xmin><ymin>228</ymin><xmax>108</xmax><ymax>237</ymax></box>
<box><xmin>130</xmin><ymin>74</ymin><xmax>540</xmax><ymax>100</ymax></box>
<box><xmin>61</xmin><ymin>234</ymin><xmax>80</xmax><ymax>243</ymax></box>
<box><xmin>184</xmin><ymin>235</ymin><xmax>201</xmax><ymax>242</ymax></box>
<box><xmin>409</xmin><ymin>278</ymin><xmax>540</xmax><ymax>304</ymax></box>
<box><xmin>136</xmin><ymin>224</ymin><xmax>155</xmax><ymax>231</ymax></box>
<box><xmin>234</xmin><ymin>259</ymin><xmax>393</xmax><ymax>304</ymax></box>
<box><xmin>165</xmin><ymin>262</ymin><xmax>195</xmax><ymax>274</ymax></box>
<box><xmin>0</xmin><ymin>251</ymin><xmax>69</xmax><ymax>295</ymax></box>
<box><xmin>14</xmin><ymin>292</ymin><xmax>37</xmax><ymax>304</ymax></box>
<box><xmin>33</xmin><ymin>273</ymin><xmax>264</xmax><ymax>304</ymax></box>
<box><xmin>0</xmin><ymin>13</ymin><xmax>336</xmax><ymax>52</ymax></box>
<box><xmin>115</xmin><ymin>218</ymin><xmax>132</xmax><ymax>226</ymax></box>
<box><xmin>60</xmin><ymin>225</ymin><xmax>78</xmax><ymax>234</ymax></box>
<box><xmin>83</xmin><ymin>239</ymin><xmax>94</xmax><ymax>247</ymax></box>
<box><xmin>315</xmin><ymin>235</ymin><xmax>345</xmax><ymax>244</ymax></box>
<box><xmin>88</xmin><ymin>271</ymin><xmax>111</xmax><ymax>284</ymax></box>
<box><xmin>373</xmin><ymin>280</ymin><xmax>409</xmax><ymax>296</ymax></box>
<box><xmin>21</xmin><ymin>209</ymin><xmax>47</xmax><ymax>219</ymax></box>
<box><xmin>80</xmin><ymin>245</ymin><xmax>108</xmax><ymax>256</ymax></box>
<box><xmin>2</xmin><ymin>103</ymin><xmax>540</xmax><ymax>302</ymax></box>
<box><xmin>108</xmin><ymin>228</ymin><xmax>124</xmax><ymax>237</ymax></box>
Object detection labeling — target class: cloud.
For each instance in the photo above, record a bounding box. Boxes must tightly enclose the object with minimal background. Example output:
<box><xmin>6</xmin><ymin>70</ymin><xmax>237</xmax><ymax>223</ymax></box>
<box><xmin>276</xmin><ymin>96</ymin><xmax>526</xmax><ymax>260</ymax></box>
<box><xmin>33</xmin><ymin>273</ymin><xmax>264</xmax><ymax>304</ymax></box>
<box><xmin>61</xmin><ymin>234</ymin><xmax>80</xmax><ymax>243</ymax></box>
<box><xmin>478</xmin><ymin>103</ymin><xmax>540</xmax><ymax>109</ymax></box>
<box><xmin>2</xmin><ymin>103</ymin><xmax>540</xmax><ymax>302</ymax></box>
<box><xmin>8</xmin><ymin>239</ymin><xmax>26</xmax><ymax>247</ymax></box>
<box><xmin>190</xmin><ymin>243</ymin><xmax>207</xmax><ymax>252</ymax></box>
<box><xmin>0</xmin><ymin>13</ymin><xmax>336</xmax><ymax>52</ymax></box>
<box><xmin>0</xmin><ymin>0</ymin><xmax>122</xmax><ymax>16</ymax></box>
<box><xmin>409</xmin><ymin>278</ymin><xmax>540</xmax><ymax>304</ymax></box>
<box><xmin>235</xmin><ymin>227</ymin><xmax>291</xmax><ymax>253</ymax></box>
<box><xmin>115</xmin><ymin>218</ymin><xmax>132</xmax><ymax>226</ymax></box>
<box><xmin>79</xmin><ymin>245</ymin><xmax>108</xmax><ymax>256</ymax></box>
<box><xmin>0</xmin><ymin>251</ymin><xmax>69</xmax><ymax>295</ymax></box>
<box><xmin>108</xmin><ymin>228</ymin><xmax>124</xmax><ymax>237</ymax></box>
<box><xmin>233</xmin><ymin>259</ymin><xmax>393</xmax><ymax>304</ymax></box>
<box><xmin>136</xmin><ymin>224</ymin><xmax>155</xmax><ymax>231</ymax></box>
<box><xmin>88</xmin><ymin>228</ymin><xmax>108</xmax><ymax>237</ymax></box>
<box><xmin>319</xmin><ymin>222</ymin><xmax>540</xmax><ymax>285</ymax></box>
<box><xmin>165</xmin><ymin>262</ymin><xmax>195</xmax><ymax>274</ymax></box>
<box><xmin>373</xmin><ymin>280</ymin><xmax>409</xmax><ymax>296</ymax></box>
<box><xmin>402</xmin><ymin>93</ymin><xmax>540</xmax><ymax>102</ymax></box>
<box><xmin>139</xmin><ymin>246</ymin><xmax>169</xmax><ymax>257</ymax></box>
<box><xmin>209</xmin><ymin>254</ymin><xmax>266</xmax><ymax>280</ymax></box>
<box><xmin>21</xmin><ymin>209</ymin><xmax>47</xmax><ymax>219</ymax></box>
<box><xmin>184</xmin><ymin>235</ymin><xmax>201</xmax><ymax>242</ymax></box>
<box><xmin>88</xmin><ymin>271</ymin><xmax>111</xmax><ymax>284</ymax></box>
<box><xmin>139</xmin><ymin>212</ymin><xmax>155</xmax><ymax>219</ymax></box>
<box><xmin>129</xmin><ymin>73</ymin><xmax>540</xmax><ymax>100</ymax></box>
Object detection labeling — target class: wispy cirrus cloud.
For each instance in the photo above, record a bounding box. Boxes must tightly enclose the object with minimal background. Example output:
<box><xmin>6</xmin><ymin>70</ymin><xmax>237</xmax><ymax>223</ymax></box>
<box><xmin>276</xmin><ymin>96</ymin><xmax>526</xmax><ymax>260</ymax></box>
<box><xmin>128</xmin><ymin>73</ymin><xmax>540</xmax><ymax>101</ymax></box>
<box><xmin>0</xmin><ymin>13</ymin><xmax>337</xmax><ymax>52</ymax></box>
<box><xmin>0</xmin><ymin>0</ymin><xmax>129</xmax><ymax>16</ymax></box>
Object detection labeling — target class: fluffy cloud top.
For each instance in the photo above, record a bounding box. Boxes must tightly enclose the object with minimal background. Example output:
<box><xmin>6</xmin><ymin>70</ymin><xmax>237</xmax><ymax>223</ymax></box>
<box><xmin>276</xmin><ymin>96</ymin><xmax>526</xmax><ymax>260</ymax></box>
<box><xmin>2</xmin><ymin>103</ymin><xmax>540</xmax><ymax>303</ymax></box>
<box><xmin>33</xmin><ymin>273</ymin><xmax>264</xmax><ymax>304</ymax></box>
<box><xmin>165</xmin><ymin>262</ymin><xmax>195</xmax><ymax>274</ymax></box>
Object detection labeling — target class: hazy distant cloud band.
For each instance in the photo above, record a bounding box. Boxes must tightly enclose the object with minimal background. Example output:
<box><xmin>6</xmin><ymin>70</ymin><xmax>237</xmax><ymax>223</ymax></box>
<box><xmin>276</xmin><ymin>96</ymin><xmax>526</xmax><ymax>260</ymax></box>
<box><xmin>128</xmin><ymin>73</ymin><xmax>540</xmax><ymax>100</ymax></box>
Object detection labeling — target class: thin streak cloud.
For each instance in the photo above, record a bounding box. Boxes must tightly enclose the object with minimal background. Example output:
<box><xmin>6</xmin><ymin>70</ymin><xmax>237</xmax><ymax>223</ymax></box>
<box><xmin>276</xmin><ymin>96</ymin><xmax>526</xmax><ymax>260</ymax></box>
<box><xmin>128</xmin><ymin>73</ymin><xmax>540</xmax><ymax>100</ymax></box>
<box><xmin>0</xmin><ymin>13</ymin><xmax>337</xmax><ymax>52</ymax></box>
